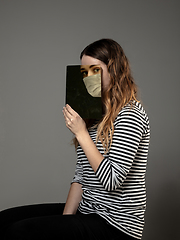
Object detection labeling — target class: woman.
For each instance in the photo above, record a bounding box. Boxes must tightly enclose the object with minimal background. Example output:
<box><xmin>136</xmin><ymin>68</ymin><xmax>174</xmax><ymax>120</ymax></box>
<box><xmin>0</xmin><ymin>39</ymin><xmax>150</xmax><ymax>240</ymax></box>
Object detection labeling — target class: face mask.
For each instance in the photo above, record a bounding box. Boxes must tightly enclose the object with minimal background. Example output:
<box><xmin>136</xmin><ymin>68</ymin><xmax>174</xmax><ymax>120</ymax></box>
<box><xmin>83</xmin><ymin>74</ymin><xmax>101</xmax><ymax>97</ymax></box>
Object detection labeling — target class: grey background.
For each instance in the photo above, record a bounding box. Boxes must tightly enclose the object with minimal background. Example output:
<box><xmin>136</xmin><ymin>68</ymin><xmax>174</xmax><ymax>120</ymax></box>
<box><xmin>0</xmin><ymin>0</ymin><xmax>179</xmax><ymax>239</ymax></box>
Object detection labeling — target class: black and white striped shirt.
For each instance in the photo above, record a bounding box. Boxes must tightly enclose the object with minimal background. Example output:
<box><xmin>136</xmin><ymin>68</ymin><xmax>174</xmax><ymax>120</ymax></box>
<box><xmin>72</xmin><ymin>101</ymin><xmax>150</xmax><ymax>239</ymax></box>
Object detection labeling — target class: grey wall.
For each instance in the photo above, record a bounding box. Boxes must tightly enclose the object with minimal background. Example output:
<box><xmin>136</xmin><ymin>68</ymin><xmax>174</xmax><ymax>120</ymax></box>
<box><xmin>0</xmin><ymin>0</ymin><xmax>179</xmax><ymax>239</ymax></box>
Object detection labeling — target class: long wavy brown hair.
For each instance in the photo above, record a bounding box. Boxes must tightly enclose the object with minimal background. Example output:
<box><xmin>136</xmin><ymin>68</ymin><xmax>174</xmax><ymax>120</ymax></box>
<box><xmin>74</xmin><ymin>39</ymin><xmax>139</xmax><ymax>153</ymax></box>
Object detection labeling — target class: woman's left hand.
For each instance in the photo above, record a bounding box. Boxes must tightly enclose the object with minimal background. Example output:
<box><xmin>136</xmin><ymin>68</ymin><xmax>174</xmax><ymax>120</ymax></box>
<box><xmin>63</xmin><ymin>104</ymin><xmax>87</xmax><ymax>137</ymax></box>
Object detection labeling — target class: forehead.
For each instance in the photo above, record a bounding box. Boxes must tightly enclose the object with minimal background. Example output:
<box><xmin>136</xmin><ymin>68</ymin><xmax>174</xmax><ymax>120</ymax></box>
<box><xmin>81</xmin><ymin>55</ymin><xmax>102</xmax><ymax>65</ymax></box>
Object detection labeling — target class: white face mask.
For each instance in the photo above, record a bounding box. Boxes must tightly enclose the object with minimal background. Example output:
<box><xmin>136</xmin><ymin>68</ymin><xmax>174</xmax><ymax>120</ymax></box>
<box><xmin>83</xmin><ymin>74</ymin><xmax>101</xmax><ymax>97</ymax></box>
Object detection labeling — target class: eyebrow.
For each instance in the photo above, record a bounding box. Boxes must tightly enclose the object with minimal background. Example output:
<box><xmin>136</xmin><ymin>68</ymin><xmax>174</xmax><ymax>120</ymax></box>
<box><xmin>80</xmin><ymin>65</ymin><xmax>98</xmax><ymax>71</ymax></box>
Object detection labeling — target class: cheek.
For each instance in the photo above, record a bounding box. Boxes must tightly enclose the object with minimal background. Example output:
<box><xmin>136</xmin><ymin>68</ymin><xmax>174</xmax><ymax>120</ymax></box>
<box><xmin>102</xmin><ymin>72</ymin><xmax>111</xmax><ymax>89</ymax></box>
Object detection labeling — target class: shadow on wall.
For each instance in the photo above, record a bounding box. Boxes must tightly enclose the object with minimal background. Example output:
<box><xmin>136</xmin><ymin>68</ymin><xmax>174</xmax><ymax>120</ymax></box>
<box><xmin>144</xmin><ymin>182</ymin><xmax>179</xmax><ymax>240</ymax></box>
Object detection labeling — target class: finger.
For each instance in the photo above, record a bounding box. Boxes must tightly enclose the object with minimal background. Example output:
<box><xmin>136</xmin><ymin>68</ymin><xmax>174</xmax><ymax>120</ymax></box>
<box><xmin>63</xmin><ymin>108</ymin><xmax>75</xmax><ymax>128</ymax></box>
<box><xmin>63</xmin><ymin>107</ymin><xmax>73</xmax><ymax>122</ymax></box>
<box><xmin>66</xmin><ymin>104</ymin><xmax>79</xmax><ymax>117</ymax></box>
<box><xmin>66</xmin><ymin>121</ymin><xmax>72</xmax><ymax>128</ymax></box>
<box><xmin>62</xmin><ymin>108</ymin><xmax>68</xmax><ymax>121</ymax></box>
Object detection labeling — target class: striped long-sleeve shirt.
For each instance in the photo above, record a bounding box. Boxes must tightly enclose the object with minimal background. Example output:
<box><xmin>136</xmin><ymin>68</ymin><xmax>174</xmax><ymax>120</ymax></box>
<box><xmin>72</xmin><ymin>101</ymin><xmax>150</xmax><ymax>239</ymax></box>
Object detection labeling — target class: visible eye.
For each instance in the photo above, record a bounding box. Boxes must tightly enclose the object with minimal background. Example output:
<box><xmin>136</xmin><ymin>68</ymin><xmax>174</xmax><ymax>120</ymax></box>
<box><xmin>93</xmin><ymin>67</ymin><xmax>100</xmax><ymax>74</ymax></box>
<box><xmin>81</xmin><ymin>71</ymin><xmax>88</xmax><ymax>78</ymax></box>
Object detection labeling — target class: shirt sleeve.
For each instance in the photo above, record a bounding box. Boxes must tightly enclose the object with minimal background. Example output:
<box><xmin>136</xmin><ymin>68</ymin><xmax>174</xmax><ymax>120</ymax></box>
<box><xmin>95</xmin><ymin>107</ymin><xmax>145</xmax><ymax>191</ymax></box>
<box><xmin>71</xmin><ymin>157</ymin><xmax>83</xmax><ymax>185</ymax></box>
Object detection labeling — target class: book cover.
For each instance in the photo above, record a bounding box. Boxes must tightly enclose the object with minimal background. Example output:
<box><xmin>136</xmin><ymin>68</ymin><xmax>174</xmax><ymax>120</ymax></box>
<box><xmin>66</xmin><ymin>65</ymin><xmax>102</xmax><ymax>119</ymax></box>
